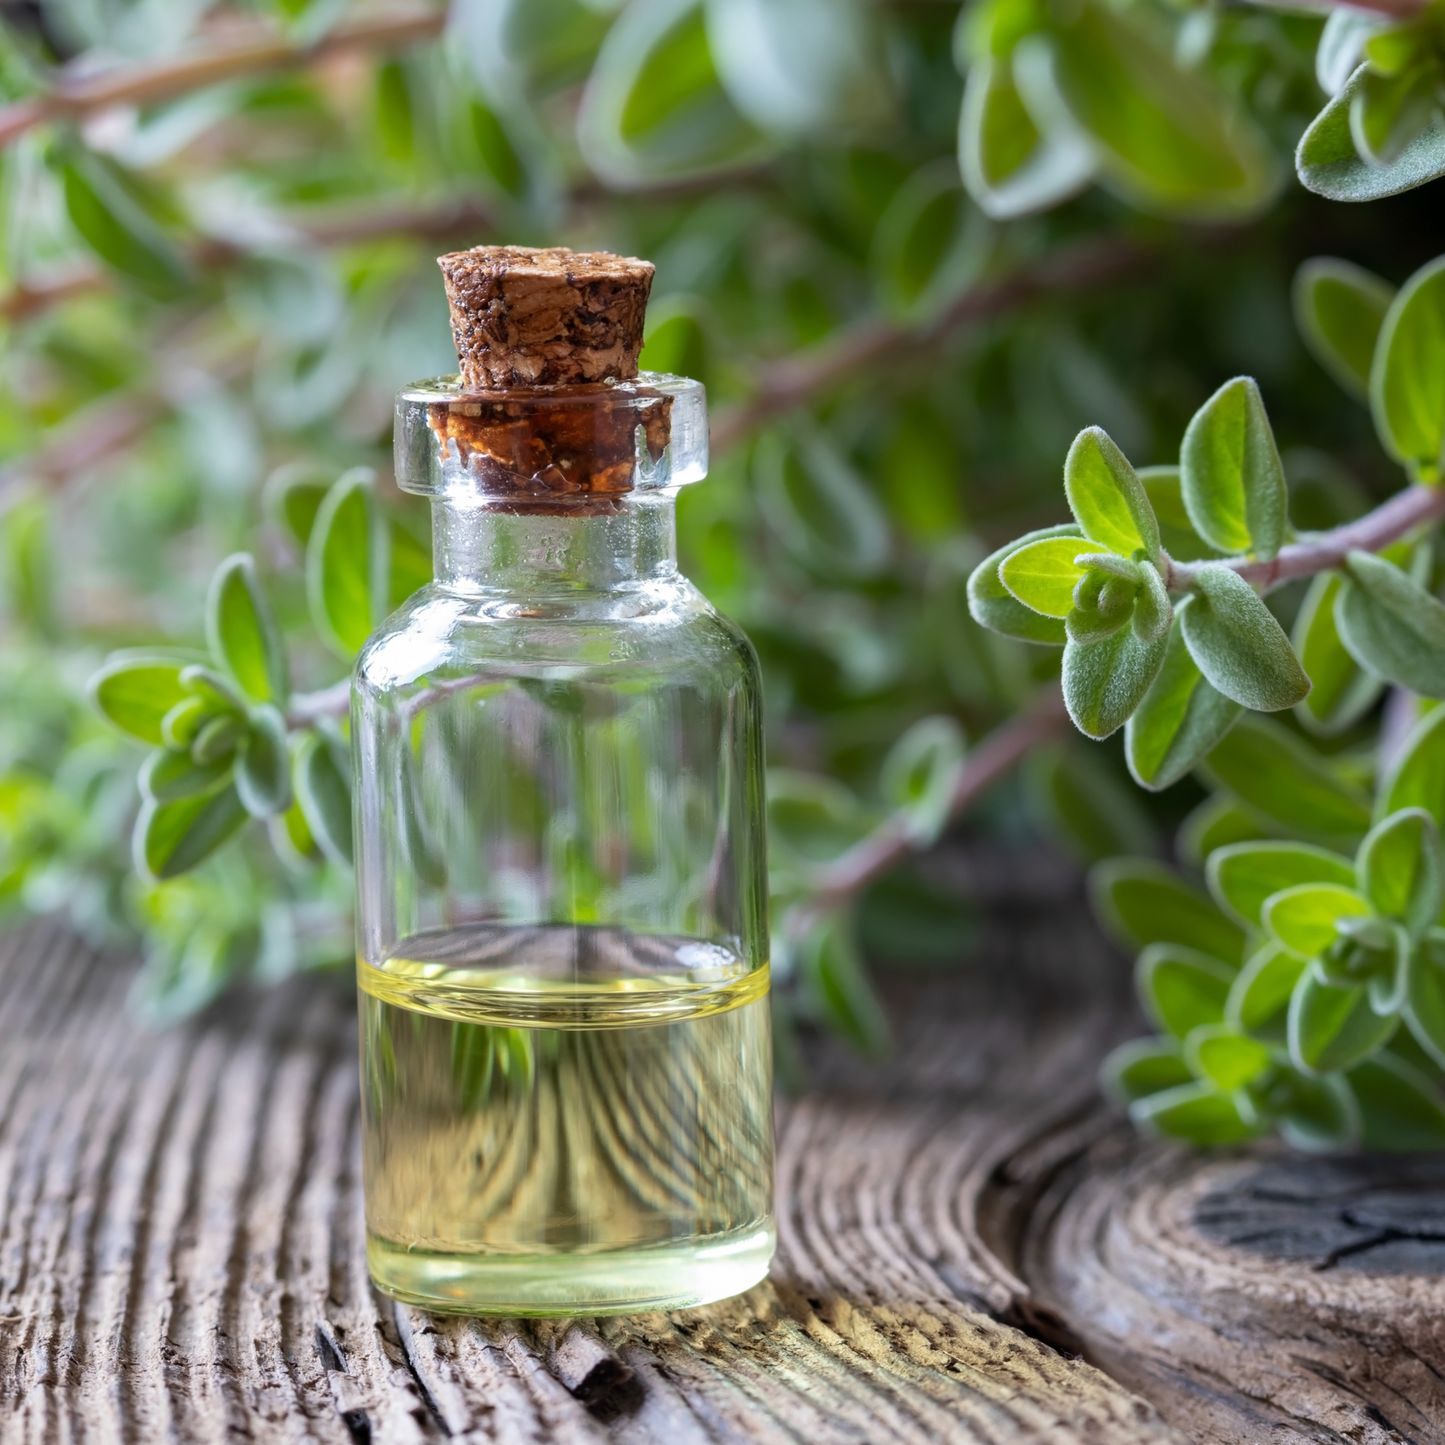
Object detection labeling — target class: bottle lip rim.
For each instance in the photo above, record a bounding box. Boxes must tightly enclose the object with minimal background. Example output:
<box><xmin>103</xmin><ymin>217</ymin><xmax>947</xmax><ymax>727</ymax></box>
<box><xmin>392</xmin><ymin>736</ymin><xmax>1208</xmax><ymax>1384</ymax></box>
<box><xmin>396</xmin><ymin>371</ymin><xmax>702</xmax><ymax>407</ymax></box>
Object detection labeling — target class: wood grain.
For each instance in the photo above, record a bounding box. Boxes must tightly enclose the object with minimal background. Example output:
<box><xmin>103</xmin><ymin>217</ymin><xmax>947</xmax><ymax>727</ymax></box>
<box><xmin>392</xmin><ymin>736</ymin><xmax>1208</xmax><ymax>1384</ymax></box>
<box><xmin>0</xmin><ymin>852</ymin><xmax>1174</xmax><ymax>1444</ymax></box>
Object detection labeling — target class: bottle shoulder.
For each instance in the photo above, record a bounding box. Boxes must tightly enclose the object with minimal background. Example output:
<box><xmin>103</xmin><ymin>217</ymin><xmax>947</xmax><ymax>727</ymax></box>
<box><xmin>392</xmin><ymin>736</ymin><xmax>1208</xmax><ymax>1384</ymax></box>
<box><xmin>356</xmin><ymin>577</ymin><xmax>759</xmax><ymax>698</ymax></box>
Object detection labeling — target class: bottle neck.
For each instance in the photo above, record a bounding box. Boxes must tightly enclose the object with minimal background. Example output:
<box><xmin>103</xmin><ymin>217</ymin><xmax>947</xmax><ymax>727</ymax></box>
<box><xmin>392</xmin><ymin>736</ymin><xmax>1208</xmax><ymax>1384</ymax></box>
<box><xmin>431</xmin><ymin>490</ymin><xmax>679</xmax><ymax>593</ymax></box>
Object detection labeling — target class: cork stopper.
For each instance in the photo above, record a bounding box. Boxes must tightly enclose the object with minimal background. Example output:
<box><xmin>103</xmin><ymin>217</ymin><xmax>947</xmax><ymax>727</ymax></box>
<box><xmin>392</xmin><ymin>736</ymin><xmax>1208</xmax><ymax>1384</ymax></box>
<box><xmin>438</xmin><ymin>245</ymin><xmax>654</xmax><ymax>391</ymax></box>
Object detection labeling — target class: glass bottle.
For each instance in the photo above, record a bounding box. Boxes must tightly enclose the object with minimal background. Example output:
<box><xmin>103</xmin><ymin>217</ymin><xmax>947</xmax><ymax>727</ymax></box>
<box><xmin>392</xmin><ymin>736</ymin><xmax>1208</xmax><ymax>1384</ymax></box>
<box><xmin>353</xmin><ymin>372</ymin><xmax>774</xmax><ymax>1315</ymax></box>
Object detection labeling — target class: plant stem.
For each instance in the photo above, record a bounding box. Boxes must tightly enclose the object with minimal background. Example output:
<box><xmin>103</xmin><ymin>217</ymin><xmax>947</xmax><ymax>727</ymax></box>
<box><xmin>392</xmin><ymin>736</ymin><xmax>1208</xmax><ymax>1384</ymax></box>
<box><xmin>0</xmin><ymin>6</ymin><xmax>444</xmax><ymax>149</ymax></box>
<box><xmin>287</xmin><ymin>679</ymin><xmax>351</xmax><ymax>727</ymax></box>
<box><xmin>1165</xmin><ymin>483</ymin><xmax>1445</xmax><ymax>594</ymax></box>
<box><xmin>709</xmin><ymin>237</ymin><xmax>1153</xmax><ymax>453</ymax></box>
<box><xmin>790</xmin><ymin>685</ymin><xmax>1072</xmax><ymax>931</ymax></box>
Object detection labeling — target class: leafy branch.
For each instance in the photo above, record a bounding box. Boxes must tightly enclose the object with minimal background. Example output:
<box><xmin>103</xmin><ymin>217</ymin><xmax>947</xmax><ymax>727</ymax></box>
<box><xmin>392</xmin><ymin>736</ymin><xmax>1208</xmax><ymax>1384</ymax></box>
<box><xmin>0</xmin><ymin>4</ymin><xmax>445</xmax><ymax>149</ymax></box>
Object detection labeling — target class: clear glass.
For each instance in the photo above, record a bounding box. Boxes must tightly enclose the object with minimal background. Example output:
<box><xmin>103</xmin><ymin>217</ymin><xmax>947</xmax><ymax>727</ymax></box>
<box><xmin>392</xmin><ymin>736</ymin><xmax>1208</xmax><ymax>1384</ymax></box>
<box><xmin>353</xmin><ymin>374</ymin><xmax>773</xmax><ymax>1316</ymax></box>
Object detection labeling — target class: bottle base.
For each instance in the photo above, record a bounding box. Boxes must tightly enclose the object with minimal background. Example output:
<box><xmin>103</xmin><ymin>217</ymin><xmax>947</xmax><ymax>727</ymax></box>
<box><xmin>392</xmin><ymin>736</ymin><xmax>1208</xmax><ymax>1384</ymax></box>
<box><xmin>366</xmin><ymin>1223</ymin><xmax>775</xmax><ymax>1317</ymax></box>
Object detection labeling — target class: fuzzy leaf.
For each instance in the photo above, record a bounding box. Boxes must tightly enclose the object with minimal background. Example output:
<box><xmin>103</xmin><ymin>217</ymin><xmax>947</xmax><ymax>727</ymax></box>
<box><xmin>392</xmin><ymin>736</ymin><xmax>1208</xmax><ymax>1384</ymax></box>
<box><xmin>1137</xmin><ymin>943</ymin><xmax>1235</xmax><ymax>1037</ymax></box>
<box><xmin>1357</xmin><ymin>807</ymin><xmax>1444</xmax><ymax>935</ymax></box>
<box><xmin>1379</xmin><ymin>705</ymin><xmax>1445</xmax><ymax>826</ymax></box>
<box><xmin>1290</xmin><ymin>961</ymin><xmax>1399</xmax><ymax>1074</ymax></box>
<box><xmin>1226</xmin><ymin>943</ymin><xmax>1306</xmax><ymax>1034</ymax></box>
<box><xmin>1201</xmin><ymin>714</ymin><xmax>1372</xmax><ymax>845</ymax></box>
<box><xmin>1185</xmin><ymin>1023</ymin><xmax>1272</xmax><ymax>1091</ymax></box>
<box><xmin>880</xmin><ymin>715</ymin><xmax>965</xmax><ymax>847</ymax></box>
<box><xmin>58</xmin><ymin>148</ymin><xmax>190</xmax><ymax>289</ymax></box>
<box><xmin>1124</xmin><ymin>615</ymin><xmax>1241</xmax><ymax>791</ymax></box>
<box><xmin>1130</xmin><ymin>1082</ymin><xmax>1260</xmax><ymax>1144</ymax></box>
<box><xmin>307</xmin><ymin>469</ymin><xmax>385</xmax><ymax>660</ymax></box>
<box><xmin>1292</xmin><ymin>571</ymin><xmax>1384</xmax><ymax>735</ymax></box>
<box><xmin>1044</xmin><ymin>0</ymin><xmax>1278</xmax><ymax>220</ymax></box>
<box><xmin>1179</xmin><ymin>796</ymin><xmax>1269</xmax><ymax>866</ymax></box>
<box><xmin>1298</xmin><ymin>63</ymin><xmax>1445</xmax><ymax>203</ymax></box>
<box><xmin>1263</xmin><ymin>881</ymin><xmax>1372</xmax><ymax>959</ymax></box>
<box><xmin>206</xmin><ymin>553</ymin><xmax>288</xmax><ymax>705</ymax></box>
<box><xmin>1132</xmin><ymin>560</ymin><xmax>1172</xmax><ymax>643</ymax></box>
<box><xmin>1293</xmin><ymin>258</ymin><xmax>1395</xmax><ymax>400</ymax></box>
<box><xmin>1371</xmin><ymin>254</ymin><xmax>1445</xmax><ymax>475</ymax></box>
<box><xmin>192</xmin><ymin>715</ymin><xmax>241</xmax><ymax>766</ymax></box>
<box><xmin>966</xmin><ymin>524</ymin><xmax>1083</xmax><ymax>644</ymax></box>
<box><xmin>294</xmin><ymin>731</ymin><xmax>353</xmax><ymax>866</ymax></box>
<box><xmin>1336</xmin><ymin>549</ymin><xmax>1445</xmax><ymax>696</ymax></box>
<box><xmin>1101</xmin><ymin>1038</ymin><xmax>1192</xmax><ymax>1104</ymax></box>
<box><xmin>1062</xmin><ymin>624</ymin><xmax>1168</xmax><ymax>739</ymax></box>
<box><xmin>89</xmin><ymin>653</ymin><xmax>189</xmax><ymax>746</ymax></box>
<box><xmin>1350</xmin><ymin>1051</ymin><xmax>1445</xmax><ymax>1151</ymax></box>
<box><xmin>999</xmin><ymin>536</ymin><xmax>1089</xmax><ymax>617</ymax></box>
<box><xmin>236</xmin><ymin>705</ymin><xmax>292</xmax><ymax>819</ymax></box>
<box><xmin>1026</xmin><ymin>743</ymin><xmax>1157</xmax><ymax>862</ymax></box>
<box><xmin>1351</xmin><ymin>63</ymin><xmax>1435</xmax><ymax>168</ymax></box>
<box><xmin>957</xmin><ymin>51</ymin><xmax>1094</xmax><ymax>220</ymax></box>
<box><xmin>1179</xmin><ymin>565</ymin><xmax>1310</xmax><ymax>711</ymax></box>
<box><xmin>1063</xmin><ymin>427</ymin><xmax>1160</xmax><ymax>564</ymax></box>
<box><xmin>160</xmin><ymin>696</ymin><xmax>209</xmax><ymax>752</ymax></box>
<box><xmin>1406</xmin><ymin>930</ymin><xmax>1445</xmax><ymax>1067</ymax></box>
<box><xmin>1092</xmin><ymin>857</ymin><xmax>1247</xmax><ymax>964</ymax></box>
<box><xmin>134</xmin><ymin>783</ymin><xmax>249</xmax><ymax>882</ymax></box>
<box><xmin>139</xmin><ymin>748</ymin><xmax>231</xmax><ymax>804</ymax></box>
<box><xmin>1179</xmin><ymin>377</ymin><xmax>1287</xmax><ymax>560</ymax></box>
<box><xmin>1207</xmin><ymin>840</ymin><xmax>1356</xmax><ymax>929</ymax></box>
<box><xmin>1276</xmin><ymin>1070</ymin><xmax>1361</xmax><ymax>1153</ymax></box>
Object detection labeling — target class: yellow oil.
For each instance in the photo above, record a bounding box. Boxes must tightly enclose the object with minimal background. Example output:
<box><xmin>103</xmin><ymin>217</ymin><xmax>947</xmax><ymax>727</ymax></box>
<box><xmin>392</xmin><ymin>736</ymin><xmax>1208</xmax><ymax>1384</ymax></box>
<box><xmin>358</xmin><ymin>924</ymin><xmax>774</xmax><ymax>1316</ymax></box>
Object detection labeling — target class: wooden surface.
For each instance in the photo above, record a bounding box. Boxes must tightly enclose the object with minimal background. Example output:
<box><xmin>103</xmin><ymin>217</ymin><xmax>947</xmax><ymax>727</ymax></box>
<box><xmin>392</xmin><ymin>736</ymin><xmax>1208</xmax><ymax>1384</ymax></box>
<box><xmin>3</xmin><ymin>848</ymin><xmax>1444</xmax><ymax>1443</ymax></box>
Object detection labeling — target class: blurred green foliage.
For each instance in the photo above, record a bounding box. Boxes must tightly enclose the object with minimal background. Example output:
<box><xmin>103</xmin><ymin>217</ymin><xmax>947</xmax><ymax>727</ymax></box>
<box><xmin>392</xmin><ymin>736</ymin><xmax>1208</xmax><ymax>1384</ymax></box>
<box><xmin>4</xmin><ymin>0</ymin><xmax>1445</xmax><ymax>1113</ymax></box>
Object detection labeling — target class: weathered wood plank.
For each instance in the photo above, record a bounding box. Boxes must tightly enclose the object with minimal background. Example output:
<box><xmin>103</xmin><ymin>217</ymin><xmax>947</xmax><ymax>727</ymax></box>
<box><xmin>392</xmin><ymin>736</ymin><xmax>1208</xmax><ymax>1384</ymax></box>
<box><xmin>0</xmin><ymin>856</ymin><xmax>1174</xmax><ymax>1444</ymax></box>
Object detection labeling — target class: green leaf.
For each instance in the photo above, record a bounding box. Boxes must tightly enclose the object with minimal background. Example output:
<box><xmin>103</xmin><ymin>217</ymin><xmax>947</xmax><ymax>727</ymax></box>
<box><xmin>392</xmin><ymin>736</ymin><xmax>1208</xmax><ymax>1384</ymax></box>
<box><xmin>639</xmin><ymin>300</ymin><xmax>711</xmax><ymax>383</ymax></box>
<box><xmin>57</xmin><ymin>148</ymin><xmax>190</xmax><ymax>289</ymax></box>
<box><xmin>139</xmin><ymin>748</ymin><xmax>231</xmax><ymax>804</ymax></box>
<box><xmin>264</xmin><ymin>463</ymin><xmax>333</xmax><ymax>549</ymax></box>
<box><xmin>160</xmin><ymin>696</ymin><xmax>209</xmax><ymax>752</ymax></box>
<box><xmin>1179</xmin><ymin>377</ymin><xmax>1287</xmax><ymax>560</ymax></box>
<box><xmin>967</xmin><ymin>524</ymin><xmax>1083</xmax><ymax>645</ymax></box>
<box><xmin>1185</xmin><ymin>1023</ymin><xmax>1272</xmax><ymax>1091</ymax></box>
<box><xmin>576</xmin><ymin>0</ymin><xmax>774</xmax><ymax>187</ymax></box>
<box><xmin>1226</xmin><ymin>943</ymin><xmax>1306</xmax><ymax>1035</ymax></box>
<box><xmin>89</xmin><ymin>653</ymin><xmax>189</xmax><ymax>746</ymax></box>
<box><xmin>1290</xmin><ymin>961</ymin><xmax>1399</xmax><ymax>1073</ymax></box>
<box><xmin>767</xmin><ymin>769</ymin><xmax>875</xmax><ymax>869</ymax></box>
<box><xmin>1138</xmin><ymin>465</ymin><xmax>1219</xmax><ymax>563</ymax></box>
<box><xmin>1043</xmin><ymin>0</ymin><xmax>1278</xmax><ymax>219</ymax></box>
<box><xmin>1137</xmin><ymin>943</ymin><xmax>1235</xmax><ymax>1037</ymax></box>
<box><xmin>1178</xmin><ymin>795</ymin><xmax>1268</xmax><ymax>866</ymax></box>
<box><xmin>205</xmin><ymin>554</ymin><xmax>288</xmax><ymax>706</ymax></box>
<box><xmin>1100</xmin><ymin>1037</ymin><xmax>1192</xmax><ymax>1104</ymax></box>
<box><xmin>1201</xmin><ymin>715</ymin><xmax>1372</xmax><ymax>846</ymax></box>
<box><xmin>1371</xmin><ymin>253</ymin><xmax>1445</xmax><ymax>475</ymax></box>
<box><xmin>1062</xmin><ymin>624</ymin><xmax>1168</xmax><ymax>740</ymax></box>
<box><xmin>957</xmin><ymin>51</ymin><xmax>1094</xmax><ymax>219</ymax></box>
<box><xmin>1262</xmin><ymin>882</ymin><xmax>1372</xmax><ymax>960</ymax></box>
<box><xmin>1335</xmin><ymin>549</ymin><xmax>1445</xmax><ymax>697</ymax></box>
<box><xmin>1379</xmin><ymin>704</ymin><xmax>1445</xmax><ymax>826</ymax></box>
<box><xmin>1317</xmin><ymin>10</ymin><xmax>1387</xmax><ymax>95</ymax></box>
<box><xmin>236</xmin><ymin>705</ymin><xmax>292</xmax><ymax>819</ymax></box>
<box><xmin>1062</xmin><ymin>426</ymin><xmax>1160</xmax><ymax>564</ymax></box>
<box><xmin>1291</xmin><ymin>571</ymin><xmax>1384</xmax><ymax>735</ymax></box>
<box><xmin>1348</xmin><ymin>1051</ymin><xmax>1445</xmax><ymax>1150</ymax></box>
<box><xmin>134</xmin><ymin>784</ymin><xmax>249</xmax><ymax>882</ymax></box>
<box><xmin>1350</xmin><ymin>63</ymin><xmax>1435</xmax><ymax>167</ymax></box>
<box><xmin>307</xmin><ymin>469</ymin><xmax>384</xmax><ymax>660</ymax></box>
<box><xmin>295</xmin><ymin>731</ymin><xmax>352</xmax><ymax>867</ymax></box>
<box><xmin>1293</xmin><ymin>258</ymin><xmax>1395</xmax><ymax>400</ymax></box>
<box><xmin>1298</xmin><ymin>63</ymin><xmax>1445</xmax><ymax>203</ymax></box>
<box><xmin>1130</xmin><ymin>1082</ymin><xmax>1260</xmax><ymax>1145</ymax></box>
<box><xmin>192</xmin><ymin>715</ymin><xmax>242</xmax><ymax>766</ymax></box>
<box><xmin>1206</xmin><ymin>841</ymin><xmax>1356</xmax><ymax>929</ymax></box>
<box><xmin>180</xmin><ymin>665</ymin><xmax>247</xmax><ymax>717</ymax></box>
<box><xmin>1406</xmin><ymin>929</ymin><xmax>1445</xmax><ymax>1066</ymax></box>
<box><xmin>1357</xmin><ymin>807</ymin><xmax>1444</xmax><ymax>935</ymax></box>
<box><xmin>1271</xmin><ymin>1068</ymin><xmax>1361</xmax><ymax>1152</ymax></box>
<box><xmin>796</xmin><ymin>911</ymin><xmax>890</xmax><ymax>1058</ymax></box>
<box><xmin>999</xmin><ymin>536</ymin><xmax>1089</xmax><ymax>617</ymax></box>
<box><xmin>1125</xmin><ymin>618</ymin><xmax>1241</xmax><ymax>791</ymax></box>
<box><xmin>1178</xmin><ymin>567</ymin><xmax>1310</xmax><ymax>712</ymax></box>
<box><xmin>1092</xmin><ymin>857</ymin><xmax>1247</xmax><ymax>965</ymax></box>
<box><xmin>880</xmin><ymin>716</ymin><xmax>965</xmax><ymax>847</ymax></box>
